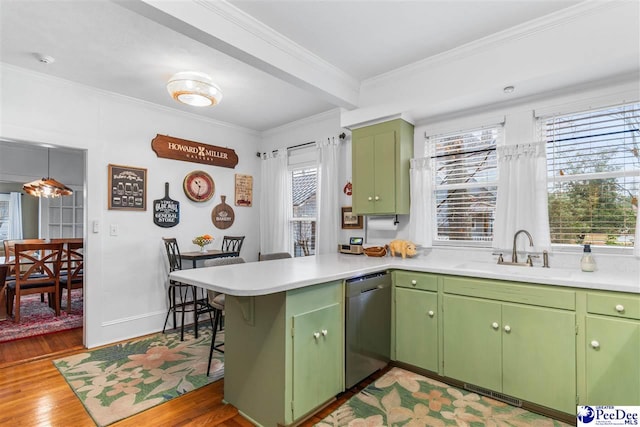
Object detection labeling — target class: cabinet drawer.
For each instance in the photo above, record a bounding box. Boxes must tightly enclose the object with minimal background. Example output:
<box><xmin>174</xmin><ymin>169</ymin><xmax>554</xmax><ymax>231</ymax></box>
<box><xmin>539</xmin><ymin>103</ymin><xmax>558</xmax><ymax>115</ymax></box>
<box><xmin>443</xmin><ymin>276</ymin><xmax>575</xmax><ymax>311</ymax></box>
<box><xmin>394</xmin><ymin>271</ymin><xmax>438</xmax><ymax>291</ymax></box>
<box><xmin>587</xmin><ymin>292</ymin><xmax>640</xmax><ymax>320</ymax></box>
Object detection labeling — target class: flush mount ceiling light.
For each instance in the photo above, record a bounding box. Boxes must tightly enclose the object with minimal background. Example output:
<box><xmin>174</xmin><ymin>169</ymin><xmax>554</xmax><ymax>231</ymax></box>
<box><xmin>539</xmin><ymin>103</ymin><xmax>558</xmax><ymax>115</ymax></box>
<box><xmin>503</xmin><ymin>85</ymin><xmax>515</xmax><ymax>94</ymax></box>
<box><xmin>23</xmin><ymin>148</ymin><xmax>73</xmax><ymax>198</ymax></box>
<box><xmin>166</xmin><ymin>71</ymin><xmax>223</xmax><ymax>107</ymax></box>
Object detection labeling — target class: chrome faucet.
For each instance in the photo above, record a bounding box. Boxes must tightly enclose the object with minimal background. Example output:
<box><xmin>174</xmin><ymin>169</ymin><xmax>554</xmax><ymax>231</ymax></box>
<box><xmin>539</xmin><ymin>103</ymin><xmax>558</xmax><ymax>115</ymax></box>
<box><xmin>512</xmin><ymin>229</ymin><xmax>534</xmax><ymax>264</ymax></box>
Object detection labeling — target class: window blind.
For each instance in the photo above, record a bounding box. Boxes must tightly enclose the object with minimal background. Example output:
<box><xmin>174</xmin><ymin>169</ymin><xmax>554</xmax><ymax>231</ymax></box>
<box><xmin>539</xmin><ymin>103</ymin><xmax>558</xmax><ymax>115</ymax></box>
<box><xmin>543</xmin><ymin>102</ymin><xmax>639</xmax><ymax>246</ymax></box>
<box><xmin>428</xmin><ymin>125</ymin><xmax>500</xmax><ymax>243</ymax></box>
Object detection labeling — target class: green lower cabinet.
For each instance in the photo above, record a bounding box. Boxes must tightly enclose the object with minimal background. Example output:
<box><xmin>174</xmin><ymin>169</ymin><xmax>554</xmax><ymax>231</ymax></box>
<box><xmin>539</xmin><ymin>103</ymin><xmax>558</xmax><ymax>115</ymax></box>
<box><xmin>292</xmin><ymin>303</ymin><xmax>342</xmax><ymax>420</ymax></box>
<box><xmin>501</xmin><ymin>303</ymin><xmax>576</xmax><ymax>413</ymax></box>
<box><xmin>443</xmin><ymin>294</ymin><xmax>502</xmax><ymax>390</ymax></box>
<box><xmin>443</xmin><ymin>294</ymin><xmax>576</xmax><ymax>414</ymax></box>
<box><xmin>585</xmin><ymin>315</ymin><xmax>640</xmax><ymax>405</ymax></box>
<box><xmin>395</xmin><ymin>287</ymin><xmax>438</xmax><ymax>372</ymax></box>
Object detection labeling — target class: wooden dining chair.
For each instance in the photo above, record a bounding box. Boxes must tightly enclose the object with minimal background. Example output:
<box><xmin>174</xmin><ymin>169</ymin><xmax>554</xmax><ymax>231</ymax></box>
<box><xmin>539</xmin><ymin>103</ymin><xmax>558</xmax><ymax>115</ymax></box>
<box><xmin>3</xmin><ymin>238</ymin><xmax>47</xmax><ymax>276</ymax></box>
<box><xmin>203</xmin><ymin>256</ymin><xmax>245</xmax><ymax>376</ymax></box>
<box><xmin>221</xmin><ymin>236</ymin><xmax>245</xmax><ymax>255</ymax></box>
<box><xmin>59</xmin><ymin>240</ymin><xmax>83</xmax><ymax>313</ymax></box>
<box><xmin>6</xmin><ymin>242</ymin><xmax>64</xmax><ymax>323</ymax></box>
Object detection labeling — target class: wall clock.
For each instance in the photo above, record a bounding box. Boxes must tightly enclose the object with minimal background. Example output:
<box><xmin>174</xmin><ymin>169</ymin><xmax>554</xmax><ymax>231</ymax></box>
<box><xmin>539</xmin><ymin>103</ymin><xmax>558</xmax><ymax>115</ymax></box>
<box><xmin>183</xmin><ymin>170</ymin><xmax>215</xmax><ymax>202</ymax></box>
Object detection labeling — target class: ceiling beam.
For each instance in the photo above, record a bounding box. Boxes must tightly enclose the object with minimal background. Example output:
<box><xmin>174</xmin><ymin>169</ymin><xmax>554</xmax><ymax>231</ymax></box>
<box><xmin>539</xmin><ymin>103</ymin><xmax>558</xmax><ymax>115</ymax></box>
<box><xmin>114</xmin><ymin>0</ymin><xmax>360</xmax><ymax>109</ymax></box>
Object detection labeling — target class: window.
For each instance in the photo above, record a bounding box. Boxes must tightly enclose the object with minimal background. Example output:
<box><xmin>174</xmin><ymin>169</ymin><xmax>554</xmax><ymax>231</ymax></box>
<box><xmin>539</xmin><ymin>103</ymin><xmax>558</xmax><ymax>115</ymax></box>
<box><xmin>0</xmin><ymin>194</ymin><xmax>9</xmax><ymax>242</ymax></box>
<box><xmin>427</xmin><ymin>125</ymin><xmax>500</xmax><ymax>244</ymax></box>
<box><xmin>288</xmin><ymin>143</ymin><xmax>317</xmax><ymax>257</ymax></box>
<box><xmin>544</xmin><ymin>102</ymin><xmax>639</xmax><ymax>247</ymax></box>
<box><xmin>290</xmin><ymin>167</ymin><xmax>316</xmax><ymax>256</ymax></box>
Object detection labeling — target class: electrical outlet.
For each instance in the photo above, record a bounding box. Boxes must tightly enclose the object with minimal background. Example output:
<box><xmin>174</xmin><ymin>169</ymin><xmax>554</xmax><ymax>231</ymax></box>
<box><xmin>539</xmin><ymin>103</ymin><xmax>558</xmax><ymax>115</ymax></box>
<box><xmin>109</xmin><ymin>224</ymin><xmax>118</xmax><ymax>236</ymax></box>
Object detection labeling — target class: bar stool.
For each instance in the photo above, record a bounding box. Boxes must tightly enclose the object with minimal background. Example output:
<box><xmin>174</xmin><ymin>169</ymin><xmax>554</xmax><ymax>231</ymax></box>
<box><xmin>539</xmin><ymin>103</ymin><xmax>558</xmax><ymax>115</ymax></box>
<box><xmin>162</xmin><ymin>238</ymin><xmax>211</xmax><ymax>341</ymax></box>
<box><xmin>203</xmin><ymin>256</ymin><xmax>245</xmax><ymax>376</ymax></box>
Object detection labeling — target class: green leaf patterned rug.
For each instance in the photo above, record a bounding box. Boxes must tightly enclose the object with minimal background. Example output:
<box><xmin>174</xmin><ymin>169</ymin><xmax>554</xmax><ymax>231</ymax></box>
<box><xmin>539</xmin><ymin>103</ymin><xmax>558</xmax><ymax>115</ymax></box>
<box><xmin>53</xmin><ymin>326</ymin><xmax>224</xmax><ymax>426</ymax></box>
<box><xmin>317</xmin><ymin>367</ymin><xmax>572</xmax><ymax>427</ymax></box>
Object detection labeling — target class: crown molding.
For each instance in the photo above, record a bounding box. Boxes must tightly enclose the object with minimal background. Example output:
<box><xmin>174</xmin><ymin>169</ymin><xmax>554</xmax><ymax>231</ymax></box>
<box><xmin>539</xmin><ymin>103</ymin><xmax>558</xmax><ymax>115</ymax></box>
<box><xmin>261</xmin><ymin>108</ymin><xmax>342</xmax><ymax>138</ymax></box>
<box><xmin>364</xmin><ymin>0</ymin><xmax>623</xmax><ymax>88</ymax></box>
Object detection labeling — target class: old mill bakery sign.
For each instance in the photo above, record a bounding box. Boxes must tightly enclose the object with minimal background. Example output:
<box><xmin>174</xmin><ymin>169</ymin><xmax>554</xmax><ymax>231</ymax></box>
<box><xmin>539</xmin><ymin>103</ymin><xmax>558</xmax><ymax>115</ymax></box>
<box><xmin>151</xmin><ymin>134</ymin><xmax>238</xmax><ymax>169</ymax></box>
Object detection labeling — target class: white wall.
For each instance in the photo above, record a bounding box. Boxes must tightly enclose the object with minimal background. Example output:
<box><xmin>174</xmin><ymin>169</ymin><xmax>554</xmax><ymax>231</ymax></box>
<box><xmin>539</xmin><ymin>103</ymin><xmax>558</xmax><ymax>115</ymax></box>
<box><xmin>0</xmin><ymin>64</ymin><xmax>261</xmax><ymax>347</ymax></box>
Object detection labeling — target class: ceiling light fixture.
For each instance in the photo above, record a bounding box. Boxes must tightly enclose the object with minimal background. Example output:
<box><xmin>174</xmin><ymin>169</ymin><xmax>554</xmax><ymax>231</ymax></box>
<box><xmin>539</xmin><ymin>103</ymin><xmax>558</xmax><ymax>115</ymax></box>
<box><xmin>166</xmin><ymin>71</ymin><xmax>222</xmax><ymax>107</ymax></box>
<box><xmin>23</xmin><ymin>148</ymin><xmax>73</xmax><ymax>198</ymax></box>
<box><xmin>503</xmin><ymin>85</ymin><xmax>515</xmax><ymax>94</ymax></box>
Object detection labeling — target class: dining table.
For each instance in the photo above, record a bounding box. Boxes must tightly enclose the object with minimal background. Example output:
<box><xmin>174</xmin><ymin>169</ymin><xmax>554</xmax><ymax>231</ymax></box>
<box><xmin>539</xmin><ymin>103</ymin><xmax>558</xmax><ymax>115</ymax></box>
<box><xmin>179</xmin><ymin>249</ymin><xmax>240</xmax><ymax>269</ymax></box>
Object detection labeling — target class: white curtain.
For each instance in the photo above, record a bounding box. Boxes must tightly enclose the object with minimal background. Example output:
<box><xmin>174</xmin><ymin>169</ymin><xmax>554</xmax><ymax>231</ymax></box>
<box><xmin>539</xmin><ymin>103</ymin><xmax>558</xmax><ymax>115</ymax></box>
<box><xmin>260</xmin><ymin>150</ymin><xmax>291</xmax><ymax>254</ymax></box>
<box><xmin>635</xmin><ymin>189</ymin><xmax>639</xmax><ymax>258</ymax></box>
<box><xmin>316</xmin><ymin>137</ymin><xmax>340</xmax><ymax>255</ymax></box>
<box><xmin>408</xmin><ymin>157</ymin><xmax>433</xmax><ymax>247</ymax></box>
<box><xmin>8</xmin><ymin>192</ymin><xmax>23</xmax><ymax>240</ymax></box>
<box><xmin>493</xmin><ymin>142</ymin><xmax>551</xmax><ymax>252</ymax></box>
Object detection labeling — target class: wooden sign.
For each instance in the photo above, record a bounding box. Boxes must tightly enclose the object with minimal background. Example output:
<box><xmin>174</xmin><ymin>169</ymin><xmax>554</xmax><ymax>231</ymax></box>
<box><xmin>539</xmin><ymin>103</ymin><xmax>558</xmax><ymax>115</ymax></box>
<box><xmin>153</xmin><ymin>182</ymin><xmax>179</xmax><ymax>228</ymax></box>
<box><xmin>234</xmin><ymin>174</ymin><xmax>253</xmax><ymax>207</ymax></box>
<box><xmin>151</xmin><ymin>134</ymin><xmax>238</xmax><ymax>169</ymax></box>
<box><xmin>108</xmin><ymin>164</ymin><xmax>147</xmax><ymax>211</ymax></box>
<box><xmin>211</xmin><ymin>195</ymin><xmax>235</xmax><ymax>229</ymax></box>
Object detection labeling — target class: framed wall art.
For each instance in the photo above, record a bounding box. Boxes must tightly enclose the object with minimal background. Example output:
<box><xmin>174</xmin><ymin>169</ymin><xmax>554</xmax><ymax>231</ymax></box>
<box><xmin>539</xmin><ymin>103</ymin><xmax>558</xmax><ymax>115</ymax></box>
<box><xmin>341</xmin><ymin>206</ymin><xmax>363</xmax><ymax>229</ymax></box>
<box><xmin>108</xmin><ymin>164</ymin><xmax>147</xmax><ymax>211</ymax></box>
<box><xmin>234</xmin><ymin>174</ymin><xmax>253</xmax><ymax>207</ymax></box>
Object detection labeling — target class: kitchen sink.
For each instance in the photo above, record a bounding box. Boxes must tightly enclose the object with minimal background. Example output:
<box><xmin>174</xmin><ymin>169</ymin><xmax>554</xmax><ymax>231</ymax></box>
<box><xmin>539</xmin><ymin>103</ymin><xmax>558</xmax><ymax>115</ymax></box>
<box><xmin>454</xmin><ymin>261</ymin><xmax>575</xmax><ymax>279</ymax></box>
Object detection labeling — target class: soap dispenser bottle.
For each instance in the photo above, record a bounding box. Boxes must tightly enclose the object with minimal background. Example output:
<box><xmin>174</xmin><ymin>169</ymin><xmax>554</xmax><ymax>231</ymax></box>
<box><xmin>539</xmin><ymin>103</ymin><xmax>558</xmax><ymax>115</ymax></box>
<box><xmin>581</xmin><ymin>244</ymin><xmax>597</xmax><ymax>272</ymax></box>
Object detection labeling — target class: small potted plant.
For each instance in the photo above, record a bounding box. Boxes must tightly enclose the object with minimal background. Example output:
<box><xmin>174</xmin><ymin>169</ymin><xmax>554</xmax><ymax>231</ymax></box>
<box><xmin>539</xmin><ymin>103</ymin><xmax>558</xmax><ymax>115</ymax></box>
<box><xmin>193</xmin><ymin>234</ymin><xmax>214</xmax><ymax>252</ymax></box>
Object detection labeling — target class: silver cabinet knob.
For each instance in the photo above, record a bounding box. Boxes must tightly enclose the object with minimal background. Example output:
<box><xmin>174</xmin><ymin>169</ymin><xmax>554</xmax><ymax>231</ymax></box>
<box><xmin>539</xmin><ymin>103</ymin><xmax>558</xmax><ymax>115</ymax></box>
<box><xmin>313</xmin><ymin>332</ymin><xmax>320</xmax><ymax>339</ymax></box>
<box><xmin>615</xmin><ymin>304</ymin><xmax>625</xmax><ymax>313</ymax></box>
<box><xmin>591</xmin><ymin>340</ymin><xmax>600</xmax><ymax>349</ymax></box>
<box><xmin>321</xmin><ymin>329</ymin><xmax>328</xmax><ymax>336</ymax></box>
<box><xmin>492</xmin><ymin>322</ymin><xmax>499</xmax><ymax>330</ymax></box>
<box><xmin>504</xmin><ymin>325</ymin><xmax>511</xmax><ymax>333</ymax></box>
<box><xmin>428</xmin><ymin>310</ymin><xmax>435</xmax><ymax>317</ymax></box>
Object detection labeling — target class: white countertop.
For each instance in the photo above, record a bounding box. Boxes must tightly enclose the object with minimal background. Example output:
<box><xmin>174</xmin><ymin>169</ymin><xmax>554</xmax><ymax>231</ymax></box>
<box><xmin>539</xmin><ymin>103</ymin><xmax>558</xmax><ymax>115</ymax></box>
<box><xmin>169</xmin><ymin>253</ymin><xmax>640</xmax><ymax>296</ymax></box>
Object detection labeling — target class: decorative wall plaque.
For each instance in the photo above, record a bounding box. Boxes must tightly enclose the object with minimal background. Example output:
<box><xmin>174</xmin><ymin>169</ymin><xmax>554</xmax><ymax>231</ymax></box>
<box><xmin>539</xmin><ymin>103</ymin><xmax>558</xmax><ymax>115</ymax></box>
<box><xmin>153</xmin><ymin>182</ymin><xmax>179</xmax><ymax>228</ymax></box>
<box><xmin>151</xmin><ymin>134</ymin><xmax>238</xmax><ymax>169</ymax></box>
<box><xmin>211</xmin><ymin>195</ymin><xmax>235</xmax><ymax>229</ymax></box>
<box><xmin>108</xmin><ymin>164</ymin><xmax>147</xmax><ymax>211</ymax></box>
<box><xmin>234</xmin><ymin>174</ymin><xmax>253</xmax><ymax>207</ymax></box>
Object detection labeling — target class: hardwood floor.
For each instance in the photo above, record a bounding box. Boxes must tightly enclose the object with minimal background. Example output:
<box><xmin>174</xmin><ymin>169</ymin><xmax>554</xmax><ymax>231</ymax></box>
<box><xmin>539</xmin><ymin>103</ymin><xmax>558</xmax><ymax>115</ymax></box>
<box><xmin>0</xmin><ymin>329</ymin><xmax>361</xmax><ymax>427</ymax></box>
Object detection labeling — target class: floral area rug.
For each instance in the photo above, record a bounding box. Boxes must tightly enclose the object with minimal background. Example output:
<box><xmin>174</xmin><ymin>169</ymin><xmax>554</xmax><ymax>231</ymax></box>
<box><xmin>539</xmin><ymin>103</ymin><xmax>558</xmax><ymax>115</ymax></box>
<box><xmin>0</xmin><ymin>288</ymin><xmax>83</xmax><ymax>343</ymax></box>
<box><xmin>317</xmin><ymin>367</ymin><xmax>571</xmax><ymax>427</ymax></box>
<box><xmin>54</xmin><ymin>326</ymin><xmax>224</xmax><ymax>426</ymax></box>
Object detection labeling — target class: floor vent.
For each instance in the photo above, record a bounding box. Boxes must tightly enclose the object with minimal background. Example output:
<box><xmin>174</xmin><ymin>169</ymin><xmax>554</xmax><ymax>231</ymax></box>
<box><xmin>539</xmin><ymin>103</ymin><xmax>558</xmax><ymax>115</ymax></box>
<box><xmin>463</xmin><ymin>384</ymin><xmax>522</xmax><ymax>407</ymax></box>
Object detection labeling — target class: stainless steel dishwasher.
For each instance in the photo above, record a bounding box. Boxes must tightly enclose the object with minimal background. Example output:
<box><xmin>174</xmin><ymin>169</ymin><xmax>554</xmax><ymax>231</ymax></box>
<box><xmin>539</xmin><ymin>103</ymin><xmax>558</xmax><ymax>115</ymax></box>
<box><xmin>345</xmin><ymin>271</ymin><xmax>391</xmax><ymax>389</ymax></box>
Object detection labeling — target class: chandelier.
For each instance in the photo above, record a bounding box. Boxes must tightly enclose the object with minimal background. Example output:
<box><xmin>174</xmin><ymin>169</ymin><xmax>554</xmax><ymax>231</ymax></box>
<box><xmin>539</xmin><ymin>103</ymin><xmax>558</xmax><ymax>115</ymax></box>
<box><xmin>23</xmin><ymin>148</ymin><xmax>73</xmax><ymax>198</ymax></box>
<box><xmin>166</xmin><ymin>71</ymin><xmax>223</xmax><ymax>107</ymax></box>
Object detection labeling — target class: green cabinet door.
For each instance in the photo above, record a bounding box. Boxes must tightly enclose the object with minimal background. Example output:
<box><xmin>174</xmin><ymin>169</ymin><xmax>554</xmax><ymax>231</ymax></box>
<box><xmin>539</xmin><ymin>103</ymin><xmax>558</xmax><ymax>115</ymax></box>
<box><xmin>502</xmin><ymin>303</ymin><xmax>576</xmax><ymax>413</ymax></box>
<box><xmin>352</xmin><ymin>119</ymin><xmax>413</xmax><ymax>215</ymax></box>
<box><xmin>352</xmin><ymin>135</ymin><xmax>376</xmax><ymax>214</ymax></box>
<box><xmin>395</xmin><ymin>287</ymin><xmax>438</xmax><ymax>372</ymax></box>
<box><xmin>443</xmin><ymin>294</ymin><xmax>502</xmax><ymax>391</ymax></box>
<box><xmin>372</xmin><ymin>130</ymin><xmax>396</xmax><ymax>214</ymax></box>
<box><xmin>585</xmin><ymin>315</ymin><xmax>640</xmax><ymax>405</ymax></box>
<box><xmin>292</xmin><ymin>302</ymin><xmax>342</xmax><ymax>420</ymax></box>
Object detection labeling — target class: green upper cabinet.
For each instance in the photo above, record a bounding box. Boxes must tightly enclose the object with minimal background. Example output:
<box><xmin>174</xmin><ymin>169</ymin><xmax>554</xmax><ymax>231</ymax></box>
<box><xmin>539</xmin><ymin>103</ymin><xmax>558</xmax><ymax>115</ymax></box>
<box><xmin>352</xmin><ymin>119</ymin><xmax>414</xmax><ymax>215</ymax></box>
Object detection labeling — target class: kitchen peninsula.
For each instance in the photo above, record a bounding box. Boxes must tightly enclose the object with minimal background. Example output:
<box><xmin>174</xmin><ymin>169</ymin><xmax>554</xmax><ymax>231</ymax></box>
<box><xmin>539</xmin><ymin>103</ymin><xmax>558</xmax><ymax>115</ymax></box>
<box><xmin>170</xmin><ymin>253</ymin><xmax>640</xmax><ymax>426</ymax></box>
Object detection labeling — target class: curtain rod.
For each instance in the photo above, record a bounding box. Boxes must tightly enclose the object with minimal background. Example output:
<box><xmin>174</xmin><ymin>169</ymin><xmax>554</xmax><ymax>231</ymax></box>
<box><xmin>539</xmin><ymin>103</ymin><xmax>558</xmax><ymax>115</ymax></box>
<box><xmin>0</xmin><ymin>192</ymin><xmax>24</xmax><ymax>195</ymax></box>
<box><xmin>256</xmin><ymin>133</ymin><xmax>346</xmax><ymax>158</ymax></box>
